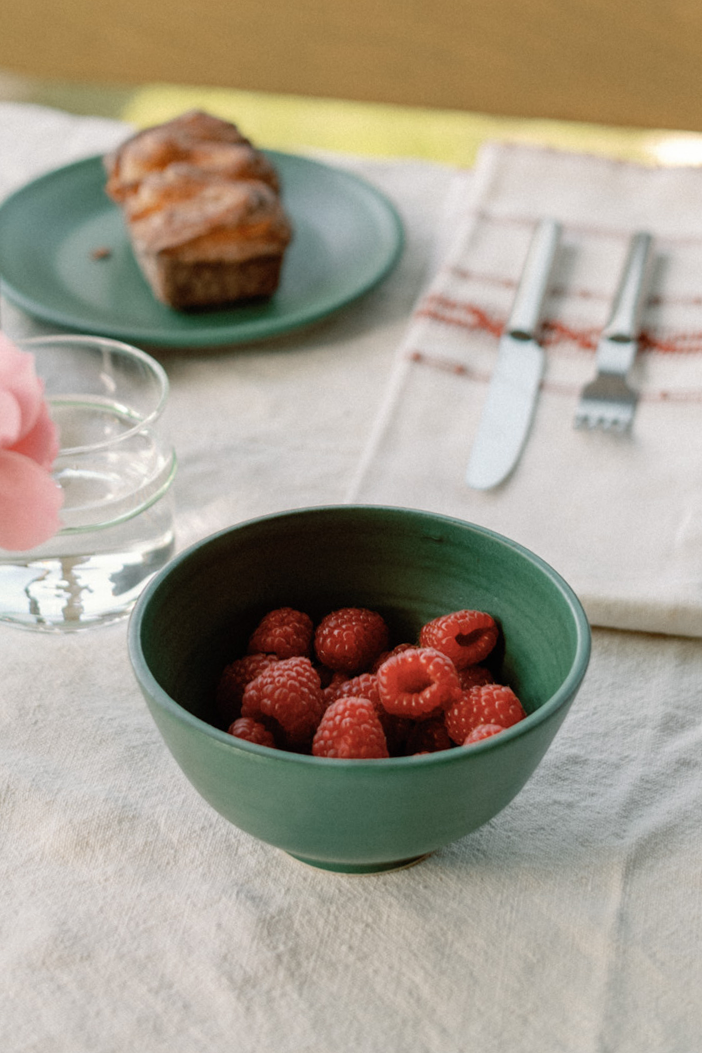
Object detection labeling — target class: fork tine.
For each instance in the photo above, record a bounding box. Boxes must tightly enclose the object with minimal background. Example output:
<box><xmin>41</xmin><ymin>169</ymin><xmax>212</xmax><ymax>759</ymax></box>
<box><xmin>574</xmin><ymin>371</ymin><xmax>639</xmax><ymax>432</ymax></box>
<box><xmin>573</xmin><ymin>231</ymin><xmax>654</xmax><ymax>434</ymax></box>
<box><xmin>574</xmin><ymin>377</ymin><xmax>637</xmax><ymax>431</ymax></box>
<box><xmin>574</xmin><ymin>406</ymin><xmax>635</xmax><ymax>432</ymax></box>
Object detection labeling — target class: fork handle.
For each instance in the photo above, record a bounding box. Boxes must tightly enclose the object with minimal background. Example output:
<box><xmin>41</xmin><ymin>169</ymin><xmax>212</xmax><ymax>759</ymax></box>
<box><xmin>602</xmin><ymin>231</ymin><xmax>654</xmax><ymax>342</ymax></box>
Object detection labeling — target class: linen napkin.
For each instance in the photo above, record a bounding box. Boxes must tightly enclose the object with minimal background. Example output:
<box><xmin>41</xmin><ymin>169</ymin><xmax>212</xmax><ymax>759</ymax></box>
<box><xmin>349</xmin><ymin>141</ymin><xmax>702</xmax><ymax>638</ymax></box>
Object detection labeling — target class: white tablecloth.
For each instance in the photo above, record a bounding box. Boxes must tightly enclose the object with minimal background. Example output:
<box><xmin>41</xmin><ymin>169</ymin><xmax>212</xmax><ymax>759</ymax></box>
<box><xmin>1</xmin><ymin>103</ymin><xmax>701</xmax><ymax>1053</ymax></box>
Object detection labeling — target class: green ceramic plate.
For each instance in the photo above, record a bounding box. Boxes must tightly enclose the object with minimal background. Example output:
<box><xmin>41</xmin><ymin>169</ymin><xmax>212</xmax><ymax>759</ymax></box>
<box><xmin>0</xmin><ymin>151</ymin><xmax>403</xmax><ymax>348</ymax></box>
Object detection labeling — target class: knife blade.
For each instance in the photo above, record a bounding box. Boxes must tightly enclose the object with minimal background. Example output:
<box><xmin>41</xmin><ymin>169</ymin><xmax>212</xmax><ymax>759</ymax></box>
<box><xmin>465</xmin><ymin>217</ymin><xmax>562</xmax><ymax>490</ymax></box>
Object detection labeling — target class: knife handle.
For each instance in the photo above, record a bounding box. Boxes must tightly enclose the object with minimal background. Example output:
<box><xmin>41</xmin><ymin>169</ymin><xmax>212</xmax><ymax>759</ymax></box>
<box><xmin>601</xmin><ymin>231</ymin><xmax>654</xmax><ymax>342</ymax></box>
<box><xmin>507</xmin><ymin>218</ymin><xmax>562</xmax><ymax>339</ymax></box>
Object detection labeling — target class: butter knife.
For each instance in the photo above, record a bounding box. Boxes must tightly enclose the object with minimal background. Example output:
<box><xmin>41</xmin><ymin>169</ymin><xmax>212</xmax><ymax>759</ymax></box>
<box><xmin>466</xmin><ymin>218</ymin><xmax>562</xmax><ymax>490</ymax></box>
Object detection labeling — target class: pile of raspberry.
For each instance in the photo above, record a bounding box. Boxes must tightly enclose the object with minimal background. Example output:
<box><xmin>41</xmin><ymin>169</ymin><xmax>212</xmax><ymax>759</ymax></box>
<box><xmin>215</xmin><ymin>605</ymin><xmax>527</xmax><ymax>759</ymax></box>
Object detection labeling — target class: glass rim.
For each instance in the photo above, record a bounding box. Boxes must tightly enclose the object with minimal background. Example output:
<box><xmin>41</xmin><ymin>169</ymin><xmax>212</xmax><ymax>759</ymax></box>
<box><xmin>57</xmin><ymin>447</ymin><xmax>178</xmax><ymax>534</ymax></box>
<box><xmin>18</xmin><ymin>333</ymin><xmax>170</xmax><ymax>455</ymax></box>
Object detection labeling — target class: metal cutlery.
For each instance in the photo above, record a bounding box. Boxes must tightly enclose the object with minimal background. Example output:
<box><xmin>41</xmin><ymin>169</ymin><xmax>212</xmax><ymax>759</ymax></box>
<box><xmin>574</xmin><ymin>231</ymin><xmax>654</xmax><ymax>432</ymax></box>
<box><xmin>466</xmin><ymin>217</ymin><xmax>562</xmax><ymax>490</ymax></box>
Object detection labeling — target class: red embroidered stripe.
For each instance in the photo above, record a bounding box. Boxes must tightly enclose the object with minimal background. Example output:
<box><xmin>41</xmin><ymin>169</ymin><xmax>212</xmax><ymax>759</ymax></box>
<box><xmin>415</xmin><ymin>294</ymin><xmax>702</xmax><ymax>356</ymax></box>
<box><xmin>449</xmin><ymin>267</ymin><xmax>702</xmax><ymax>310</ymax></box>
<box><xmin>407</xmin><ymin>350</ymin><xmax>702</xmax><ymax>403</ymax></box>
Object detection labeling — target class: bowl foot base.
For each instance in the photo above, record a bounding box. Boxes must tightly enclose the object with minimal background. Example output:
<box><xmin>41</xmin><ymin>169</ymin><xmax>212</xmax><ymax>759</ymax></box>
<box><xmin>285</xmin><ymin>852</ymin><xmax>432</xmax><ymax>874</ymax></box>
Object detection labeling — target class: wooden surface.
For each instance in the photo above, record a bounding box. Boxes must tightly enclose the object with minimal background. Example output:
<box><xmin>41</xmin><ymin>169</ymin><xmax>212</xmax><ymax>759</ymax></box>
<box><xmin>0</xmin><ymin>0</ymin><xmax>699</xmax><ymax>132</ymax></box>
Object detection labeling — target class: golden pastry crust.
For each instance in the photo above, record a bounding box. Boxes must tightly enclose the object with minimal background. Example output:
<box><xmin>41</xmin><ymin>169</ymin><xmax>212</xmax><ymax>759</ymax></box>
<box><xmin>129</xmin><ymin>176</ymin><xmax>292</xmax><ymax>261</ymax></box>
<box><xmin>123</xmin><ymin>163</ymin><xmax>281</xmax><ymax>226</ymax></box>
<box><xmin>104</xmin><ymin>110</ymin><xmax>293</xmax><ymax>310</ymax></box>
<box><xmin>105</xmin><ymin>109</ymin><xmax>279</xmax><ymax>201</ymax></box>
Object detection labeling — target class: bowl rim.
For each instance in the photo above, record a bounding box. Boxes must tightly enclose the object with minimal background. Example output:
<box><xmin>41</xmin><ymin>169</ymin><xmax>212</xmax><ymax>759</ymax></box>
<box><xmin>128</xmin><ymin>504</ymin><xmax>592</xmax><ymax>769</ymax></box>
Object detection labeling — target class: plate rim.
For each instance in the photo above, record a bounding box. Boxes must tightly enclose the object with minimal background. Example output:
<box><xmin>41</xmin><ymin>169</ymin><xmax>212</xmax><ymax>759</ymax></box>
<box><xmin>0</xmin><ymin>150</ymin><xmax>404</xmax><ymax>348</ymax></box>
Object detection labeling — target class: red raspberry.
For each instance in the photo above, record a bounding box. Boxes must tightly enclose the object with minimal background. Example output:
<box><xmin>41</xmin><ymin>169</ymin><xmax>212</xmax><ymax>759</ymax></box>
<box><xmin>458</xmin><ymin>664</ymin><xmax>495</xmax><ymax>691</ymax></box>
<box><xmin>314</xmin><ymin>607</ymin><xmax>389</xmax><ymax>674</ymax></box>
<box><xmin>337</xmin><ymin>672</ymin><xmax>381</xmax><ymax>706</ymax></box>
<box><xmin>215</xmin><ymin>653</ymin><xmax>278</xmax><ymax>725</ymax></box>
<box><xmin>247</xmin><ymin>607</ymin><xmax>313</xmax><ymax>659</ymax></box>
<box><xmin>376</xmin><ymin>647</ymin><xmax>462</xmax><ymax>720</ymax></box>
<box><xmin>312</xmin><ymin>696</ymin><xmax>389</xmax><ymax>759</ymax></box>
<box><xmin>406</xmin><ymin>717</ymin><xmax>454</xmax><ymax>754</ymax></box>
<box><xmin>371</xmin><ymin>643</ymin><xmax>417</xmax><ymax>672</ymax></box>
<box><xmin>445</xmin><ymin>683</ymin><xmax>526</xmax><ymax>744</ymax></box>
<box><xmin>227</xmin><ymin>717</ymin><xmax>277</xmax><ymax>748</ymax></box>
<box><xmin>241</xmin><ymin>656</ymin><xmax>326</xmax><ymax>749</ymax></box>
<box><xmin>463</xmin><ymin>723</ymin><xmax>504</xmax><ymax>745</ymax></box>
<box><xmin>315</xmin><ymin>664</ymin><xmax>341</xmax><ymax>688</ymax></box>
<box><xmin>377</xmin><ymin>714</ymin><xmax>411</xmax><ymax>756</ymax></box>
<box><xmin>419</xmin><ymin>609</ymin><xmax>498</xmax><ymax>669</ymax></box>
<box><xmin>321</xmin><ymin>671</ymin><xmax>350</xmax><ymax>705</ymax></box>
<box><xmin>336</xmin><ymin>672</ymin><xmax>410</xmax><ymax>755</ymax></box>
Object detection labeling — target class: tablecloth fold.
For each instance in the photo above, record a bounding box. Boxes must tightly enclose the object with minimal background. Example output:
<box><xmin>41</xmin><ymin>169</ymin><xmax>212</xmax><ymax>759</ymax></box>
<box><xmin>349</xmin><ymin>141</ymin><xmax>702</xmax><ymax>637</ymax></box>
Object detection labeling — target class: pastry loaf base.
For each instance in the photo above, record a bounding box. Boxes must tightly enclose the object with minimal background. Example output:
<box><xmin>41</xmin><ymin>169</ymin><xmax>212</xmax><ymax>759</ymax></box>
<box><xmin>135</xmin><ymin>249</ymin><xmax>285</xmax><ymax>310</ymax></box>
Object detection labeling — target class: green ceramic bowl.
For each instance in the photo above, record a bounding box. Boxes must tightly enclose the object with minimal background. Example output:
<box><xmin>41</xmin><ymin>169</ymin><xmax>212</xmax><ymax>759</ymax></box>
<box><xmin>128</xmin><ymin>505</ymin><xmax>591</xmax><ymax>874</ymax></box>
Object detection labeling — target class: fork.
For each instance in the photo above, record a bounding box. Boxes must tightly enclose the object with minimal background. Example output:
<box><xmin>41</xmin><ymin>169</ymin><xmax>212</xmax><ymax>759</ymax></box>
<box><xmin>574</xmin><ymin>231</ymin><xmax>654</xmax><ymax>432</ymax></box>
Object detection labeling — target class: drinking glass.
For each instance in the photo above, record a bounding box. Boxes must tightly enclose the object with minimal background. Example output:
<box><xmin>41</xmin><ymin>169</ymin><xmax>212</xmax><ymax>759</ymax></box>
<box><xmin>0</xmin><ymin>335</ymin><xmax>177</xmax><ymax>631</ymax></box>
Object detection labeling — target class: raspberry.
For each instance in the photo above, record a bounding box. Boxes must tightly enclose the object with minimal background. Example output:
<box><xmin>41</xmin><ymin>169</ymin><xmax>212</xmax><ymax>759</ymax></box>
<box><xmin>321</xmin><ymin>671</ymin><xmax>350</xmax><ymax>705</ymax></box>
<box><xmin>215</xmin><ymin>653</ymin><xmax>278</xmax><ymax>725</ymax></box>
<box><xmin>419</xmin><ymin>609</ymin><xmax>498</xmax><ymax>669</ymax></box>
<box><xmin>463</xmin><ymin>723</ymin><xmax>504</xmax><ymax>745</ymax></box>
<box><xmin>458</xmin><ymin>664</ymin><xmax>495</xmax><ymax>691</ymax></box>
<box><xmin>247</xmin><ymin>607</ymin><xmax>313</xmax><ymax>659</ymax></box>
<box><xmin>315</xmin><ymin>664</ymin><xmax>341</xmax><ymax>688</ymax></box>
<box><xmin>336</xmin><ymin>672</ymin><xmax>410</xmax><ymax>755</ymax></box>
<box><xmin>227</xmin><ymin>717</ymin><xmax>277</xmax><ymax>748</ymax></box>
<box><xmin>241</xmin><ymin>656</ymin><xmax>326</xmax><ymax>749</ymax></box>
<box><xmin>371</xmin><ymin>643</ymin><xmax>417</xmax><ymax>672</ymax></box>
<box><xmin>337</xmin><ymin>672</ymin><xmax>381</xmax><ymax>707</ymax></box>
<box><xmin>445</xmin><ymin>683</ymin><xmax>526</xmax><ymax>744</ymax></box>
<box><xmin>312</xmin><ymin>697</ymin><xmax>389</xmax><ymax>759</ymax></box>
<box><xmin>314</xmin><ymin>607</ymin><xmax>389</xmax><ymax>674</ymax></box>
<box><xmin>378</xmin><ymin>713</ymin><xmax>411</xmax><ymax>756</ymax></box>
<box><xmin>376</xmin><ymin>647</ymin><xmax>462</xmax><ymax>720</ymax></box>
<box><xmin>406</xmin><ymin>717</ymin><xmax>453</xmax><ymax>754</ymax></box>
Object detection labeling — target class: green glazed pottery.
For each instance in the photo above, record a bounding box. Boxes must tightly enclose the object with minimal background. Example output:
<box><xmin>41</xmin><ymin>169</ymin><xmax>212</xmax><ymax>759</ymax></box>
<box><xmin>128</xmin><ymin>505</ymin><xmax>591</xmax><ymax>874</ymax></box>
